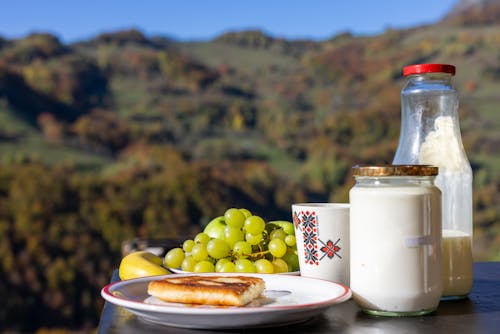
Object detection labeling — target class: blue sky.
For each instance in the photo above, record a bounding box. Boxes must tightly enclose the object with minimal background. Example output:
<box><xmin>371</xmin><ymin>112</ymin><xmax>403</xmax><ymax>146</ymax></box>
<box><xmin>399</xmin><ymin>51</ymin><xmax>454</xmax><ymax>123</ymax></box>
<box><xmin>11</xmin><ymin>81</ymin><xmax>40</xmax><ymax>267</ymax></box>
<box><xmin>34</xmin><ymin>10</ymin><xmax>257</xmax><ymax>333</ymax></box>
<box><xmin>0</xmin><ymin>0</ymin><xmax>459</xmax><ymax>42</ymax></box>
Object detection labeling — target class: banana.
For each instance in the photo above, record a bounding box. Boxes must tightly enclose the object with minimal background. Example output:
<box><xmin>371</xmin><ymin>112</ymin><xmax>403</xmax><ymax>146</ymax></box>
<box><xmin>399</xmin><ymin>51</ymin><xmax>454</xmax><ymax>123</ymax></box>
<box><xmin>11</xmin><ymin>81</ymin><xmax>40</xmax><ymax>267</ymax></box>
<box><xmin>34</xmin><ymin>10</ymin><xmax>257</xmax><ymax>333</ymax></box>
<box><xmin>118</xmin><ymin>250</ymin><xmax>169</xmax><ymax>280</ymax></box>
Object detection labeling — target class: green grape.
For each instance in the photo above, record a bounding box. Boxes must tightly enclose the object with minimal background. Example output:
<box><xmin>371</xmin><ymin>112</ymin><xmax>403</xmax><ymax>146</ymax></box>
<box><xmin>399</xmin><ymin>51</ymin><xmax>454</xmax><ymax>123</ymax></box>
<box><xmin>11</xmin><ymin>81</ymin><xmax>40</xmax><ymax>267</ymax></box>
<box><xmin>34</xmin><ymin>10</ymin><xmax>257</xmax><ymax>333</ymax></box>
<box><xmin>191</xmin><ymin>243</ymin><xmax>208</xmax><ymax>261</ymax></box>
<box><xmin>255</xmin><ymin>259</ymin><xmax>274</xmax><ymax>273</ymax></box>
<box><xmin>239</xmin><ymin>208</ymin><xmax>252</xmax><ymax>218</ymax></box>
<box><xmin>177</xmin><ymin>209</ymin><xmax>296</xmax><ymax>274</ymax></box>
<box><xmin>282</xmin><ymin>250</ymin><xmax>300</xmax><ymax>272</ymax></box>
<box><xmin>206</xmin><ymin>238</ymin><xmax>231</xmax><ymax>259</ymax></box>
<box><xmin>181</xmin><ymin>256</ymin><xmax>197</xmax><ymax>271</ymax></box>
<box><xmin>194</xmin><ymin>232</ymin><xmax>210</xmax><ymax>244</ymax></box>
<box><xmin>245</xmin><ymin>232</ymin><xmax>263</xmax><ymax>245</ymax></box>
<box><xmin>269</xmin><ymin>238</ymin><xmax>287</xmax><ymax>258</ymax></box>
<box><xmin>224</xmin><ymin>208</ymin><xmax>246</xmax><ymax>228</ymax></box>
<box><xmin>215</xmin><ymin>258</ymin><xmax>232</xmax><ymax>272</ymax></box>
<box><xmin>272</xmin><ymin>258</ymin><xmax>289</xmax><ymax>273</ymax></box>
<box><xmin>233</xmin><ymin>241</ymin><xmax>252</xmax><ymax>258</ymax></box>
<box><xmin>284</xmin><ymin>235</ymin><xmax>296</xmax><ymax>247</ymax></box>
<box><xmin>270</xmin><ymin>228</ymin><xmax>287</xmax><ymax>241</ymax></box>
<box><xmin>235</xmin><ymin>259</ymin><xmax>256</xmax><ymax>273</ymax></box>
<box><xmin>224</xmin><ymin>226</ymin><xmax>244</xmax><ymax>247</ymax></box>
<box><xmin>164</xmin><ymin>247</ymin><xmax>185</xmax><ymax>268</ymax></box>
<box><xmin>244</xmin><ymin>215</ymin><xmax>266</xmax><ymax>235</ymax></box>
<box><xmin>218</xmin><ymin>261</ymin><xmax>236</xmax><ymax>272</ymax></box>
<box><xmin>269</xmin><ymin>221</ymin><xmax>295</xmax><ymax>235</ymax></box>
<box><xmin>182</xmin><ymin>239</ymin><xmax>195</xmax><ymax>252</ymax></box>
<box><xmin>194</xmin><ymin>260</ymin><xmax>215</xmax><ymax>272</ymax></box>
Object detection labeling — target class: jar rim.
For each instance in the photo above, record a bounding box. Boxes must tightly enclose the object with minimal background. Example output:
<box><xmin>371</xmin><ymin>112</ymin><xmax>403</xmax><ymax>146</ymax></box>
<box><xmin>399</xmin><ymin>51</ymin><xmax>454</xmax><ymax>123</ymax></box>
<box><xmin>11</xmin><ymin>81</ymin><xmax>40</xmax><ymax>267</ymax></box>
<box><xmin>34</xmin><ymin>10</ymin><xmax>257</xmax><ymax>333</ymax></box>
<box><xmin>352</xmin><ymin>164</ymin><xmax>438</xmax><ymax>177</ymax></box>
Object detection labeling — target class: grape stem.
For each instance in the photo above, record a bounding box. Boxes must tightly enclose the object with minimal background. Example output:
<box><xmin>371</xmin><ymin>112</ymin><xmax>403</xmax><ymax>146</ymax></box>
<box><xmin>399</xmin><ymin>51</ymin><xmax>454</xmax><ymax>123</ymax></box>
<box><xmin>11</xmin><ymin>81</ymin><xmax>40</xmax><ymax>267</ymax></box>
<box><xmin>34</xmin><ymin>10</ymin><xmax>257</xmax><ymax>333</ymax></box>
<box><xmin>246</xmin><ymin>250</ymin><xmax>270</xmax><ymax>260</ymax></box>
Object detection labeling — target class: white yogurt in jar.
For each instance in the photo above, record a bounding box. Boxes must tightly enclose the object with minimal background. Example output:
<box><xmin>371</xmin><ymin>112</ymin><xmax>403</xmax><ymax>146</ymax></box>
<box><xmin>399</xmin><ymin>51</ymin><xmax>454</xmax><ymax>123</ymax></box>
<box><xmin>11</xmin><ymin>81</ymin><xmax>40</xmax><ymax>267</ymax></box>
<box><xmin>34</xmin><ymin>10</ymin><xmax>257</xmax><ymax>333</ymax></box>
<box><xmin>349</xmin><ymin>165</ymin><xmax>442</xmax><ymax>316</ymax></box>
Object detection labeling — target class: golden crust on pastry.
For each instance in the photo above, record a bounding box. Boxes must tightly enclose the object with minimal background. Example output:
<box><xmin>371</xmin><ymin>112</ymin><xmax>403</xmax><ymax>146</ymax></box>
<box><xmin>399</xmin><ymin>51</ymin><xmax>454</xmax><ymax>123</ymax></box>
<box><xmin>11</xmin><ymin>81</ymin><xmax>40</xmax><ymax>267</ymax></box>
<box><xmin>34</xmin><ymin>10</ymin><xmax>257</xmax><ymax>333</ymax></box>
<box><xmin>147</xmin><ymin>275</ymin><xmax>265</xmax><ymax>306</ymax></box>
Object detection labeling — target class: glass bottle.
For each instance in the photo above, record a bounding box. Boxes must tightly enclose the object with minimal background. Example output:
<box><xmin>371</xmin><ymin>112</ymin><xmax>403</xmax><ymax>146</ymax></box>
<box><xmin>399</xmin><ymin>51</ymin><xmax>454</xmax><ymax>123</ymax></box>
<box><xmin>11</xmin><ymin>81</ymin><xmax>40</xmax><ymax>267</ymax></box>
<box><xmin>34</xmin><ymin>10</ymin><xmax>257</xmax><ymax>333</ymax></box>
<box><xmin>349</xmin><ymin>165</ymin><xmax>442</xmax><ymax>316</ymax></box>
<box><xmin>393</xmin><ymin>64</ymin><xmax>473</xmax><ymax>299</ymax></box>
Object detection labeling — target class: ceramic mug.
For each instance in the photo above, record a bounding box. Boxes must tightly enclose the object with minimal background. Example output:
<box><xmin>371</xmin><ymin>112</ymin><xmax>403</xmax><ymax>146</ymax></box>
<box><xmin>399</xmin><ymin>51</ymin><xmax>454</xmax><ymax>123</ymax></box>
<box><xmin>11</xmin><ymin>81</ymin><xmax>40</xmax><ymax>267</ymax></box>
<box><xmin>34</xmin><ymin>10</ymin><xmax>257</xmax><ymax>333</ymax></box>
<box><xmin>292</xmin><ymin>203</ymin><xmax>350</xmax><ymax>286</ymax></box>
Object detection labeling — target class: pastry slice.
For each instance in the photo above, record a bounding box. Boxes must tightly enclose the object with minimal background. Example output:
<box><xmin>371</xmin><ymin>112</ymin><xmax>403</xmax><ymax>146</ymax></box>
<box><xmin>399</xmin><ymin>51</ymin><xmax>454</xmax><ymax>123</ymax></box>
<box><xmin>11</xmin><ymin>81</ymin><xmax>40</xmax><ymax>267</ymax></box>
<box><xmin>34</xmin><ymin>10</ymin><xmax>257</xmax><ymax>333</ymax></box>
<box><xmin>147</xmin><ymin>275</ymin><xmax>265</xmax><ymax>306</ymax></box>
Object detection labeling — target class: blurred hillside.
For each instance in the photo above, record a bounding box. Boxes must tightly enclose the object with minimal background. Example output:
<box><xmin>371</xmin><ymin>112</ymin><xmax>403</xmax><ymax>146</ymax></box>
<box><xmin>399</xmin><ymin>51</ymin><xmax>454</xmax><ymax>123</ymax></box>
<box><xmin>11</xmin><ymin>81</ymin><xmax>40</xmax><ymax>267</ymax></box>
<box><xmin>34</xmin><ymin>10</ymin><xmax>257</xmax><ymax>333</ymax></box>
<box><xmin>0</xmin><ymin>1</ymin><xmax>499</xmax><ymax>331</ymax></box>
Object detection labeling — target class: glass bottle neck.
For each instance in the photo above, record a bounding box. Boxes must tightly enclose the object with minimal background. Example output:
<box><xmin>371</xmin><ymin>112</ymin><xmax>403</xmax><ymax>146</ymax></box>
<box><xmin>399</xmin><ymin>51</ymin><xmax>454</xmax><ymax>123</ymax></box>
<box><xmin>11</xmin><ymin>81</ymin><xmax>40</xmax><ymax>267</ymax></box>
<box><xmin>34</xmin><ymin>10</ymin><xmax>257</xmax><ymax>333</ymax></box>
<box><xmin>393</xmin><ymin>71</ymin><xmax>463</xmax><ymax>165</ymax></box>
<box><xmin>406</xmin><ymin>72</ymin><xmax>453</xmax><ymax>84</ymax></box>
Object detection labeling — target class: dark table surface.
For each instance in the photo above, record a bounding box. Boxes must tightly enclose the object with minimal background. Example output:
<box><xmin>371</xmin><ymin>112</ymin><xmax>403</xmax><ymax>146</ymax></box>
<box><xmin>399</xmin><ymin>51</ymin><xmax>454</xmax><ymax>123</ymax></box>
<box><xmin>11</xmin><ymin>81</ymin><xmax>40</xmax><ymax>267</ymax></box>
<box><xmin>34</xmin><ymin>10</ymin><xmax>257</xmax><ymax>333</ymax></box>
<box><xmin>98</xmin><ymin>262</ymin><xmax>500</xmax><ymax>334</ymax></box>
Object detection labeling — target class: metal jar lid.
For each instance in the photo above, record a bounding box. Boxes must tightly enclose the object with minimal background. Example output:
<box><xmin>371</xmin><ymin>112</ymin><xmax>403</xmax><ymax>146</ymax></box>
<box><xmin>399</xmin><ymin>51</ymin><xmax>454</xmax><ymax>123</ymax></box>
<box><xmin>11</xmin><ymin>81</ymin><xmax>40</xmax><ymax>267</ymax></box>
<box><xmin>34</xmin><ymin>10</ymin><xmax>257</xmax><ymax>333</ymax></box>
<box><xmin>352</xmin><ymin>165</ymin><xmax>438</xmax><ymax>177</ymax></box>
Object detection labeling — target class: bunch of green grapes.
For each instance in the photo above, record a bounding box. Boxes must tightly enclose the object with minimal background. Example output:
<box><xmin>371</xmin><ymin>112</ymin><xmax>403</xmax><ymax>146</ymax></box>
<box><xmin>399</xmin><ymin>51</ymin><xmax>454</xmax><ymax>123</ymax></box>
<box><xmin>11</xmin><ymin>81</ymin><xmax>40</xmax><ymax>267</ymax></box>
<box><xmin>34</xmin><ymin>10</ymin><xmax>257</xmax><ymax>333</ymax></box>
<box><xmin>164</xmin><ymin>208</ymin><xmax>299</xmax><ymax>274</ymax></box>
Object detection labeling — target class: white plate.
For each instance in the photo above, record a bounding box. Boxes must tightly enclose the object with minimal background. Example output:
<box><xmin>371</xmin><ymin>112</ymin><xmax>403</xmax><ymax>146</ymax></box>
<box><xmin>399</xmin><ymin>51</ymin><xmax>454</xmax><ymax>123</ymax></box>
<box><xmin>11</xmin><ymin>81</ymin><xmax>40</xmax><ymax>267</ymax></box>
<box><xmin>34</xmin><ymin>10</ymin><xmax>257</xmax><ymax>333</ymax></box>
<box><xmin>101</xmin><ymin>273</ymin><xmax>351</xmax><ymax>329</ymax></box>
<box><xmin>167</xmin><ymin>267</ymin><xmax>300</xmax><ymax>275</ymax></box>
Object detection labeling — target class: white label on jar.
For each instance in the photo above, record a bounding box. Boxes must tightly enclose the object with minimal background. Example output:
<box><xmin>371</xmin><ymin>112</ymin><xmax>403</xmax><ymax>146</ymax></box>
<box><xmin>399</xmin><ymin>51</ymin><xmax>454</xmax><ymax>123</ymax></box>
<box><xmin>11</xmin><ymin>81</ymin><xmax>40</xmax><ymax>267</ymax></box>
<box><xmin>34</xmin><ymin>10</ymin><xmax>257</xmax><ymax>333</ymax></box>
<box><xmin>404</xmin><ymin>235</ymin><xmax>434</xmax><ymax>248</ymax></box>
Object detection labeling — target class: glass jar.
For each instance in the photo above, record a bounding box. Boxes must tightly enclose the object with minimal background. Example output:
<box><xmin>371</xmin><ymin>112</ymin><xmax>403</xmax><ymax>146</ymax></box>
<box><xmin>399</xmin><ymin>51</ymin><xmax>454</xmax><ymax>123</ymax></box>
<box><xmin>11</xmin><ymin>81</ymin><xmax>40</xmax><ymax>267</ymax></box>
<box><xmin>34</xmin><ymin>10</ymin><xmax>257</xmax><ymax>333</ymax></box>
<box><xmin>393</xmin><ymin>64</ymin><xmax>473</xmax><ymax>299</ymax></box>
<box><xmin>349</xmin><ymin>165</ymin><xmax>442</xmax><ymax>316</ymax></box>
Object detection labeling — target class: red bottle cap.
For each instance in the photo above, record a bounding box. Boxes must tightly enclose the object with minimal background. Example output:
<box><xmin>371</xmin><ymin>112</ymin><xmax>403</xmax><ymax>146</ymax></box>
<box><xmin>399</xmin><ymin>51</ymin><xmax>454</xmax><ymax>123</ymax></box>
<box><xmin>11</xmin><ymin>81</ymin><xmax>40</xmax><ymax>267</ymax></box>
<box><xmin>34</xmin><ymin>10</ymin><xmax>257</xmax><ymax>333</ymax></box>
<box><xmin>403</xmin><ymin>64</ymin><xmax>456</xmax><ymax>76</ymax></box>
